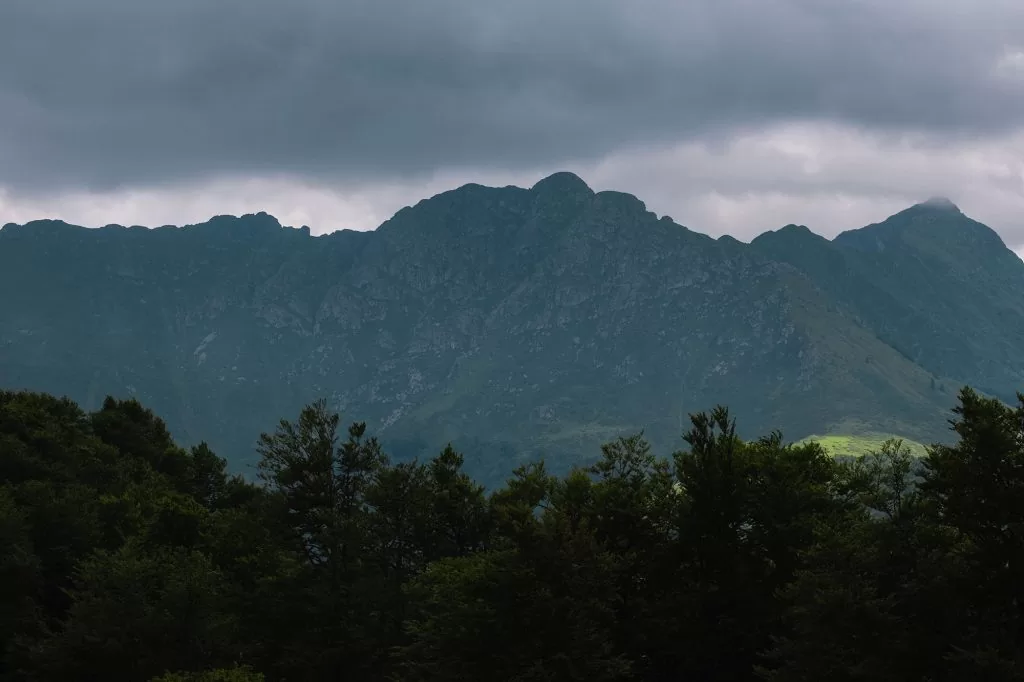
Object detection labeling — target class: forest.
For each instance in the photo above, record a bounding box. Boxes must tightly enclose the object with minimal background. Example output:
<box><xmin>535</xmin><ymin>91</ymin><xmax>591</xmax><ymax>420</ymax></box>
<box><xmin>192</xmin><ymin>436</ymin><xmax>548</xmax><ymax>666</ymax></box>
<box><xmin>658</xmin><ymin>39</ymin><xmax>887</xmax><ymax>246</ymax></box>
<box><xmin>1</xmin><ymin>386</ymin><xmax>1022</xmax><ymax>681</ymax></box>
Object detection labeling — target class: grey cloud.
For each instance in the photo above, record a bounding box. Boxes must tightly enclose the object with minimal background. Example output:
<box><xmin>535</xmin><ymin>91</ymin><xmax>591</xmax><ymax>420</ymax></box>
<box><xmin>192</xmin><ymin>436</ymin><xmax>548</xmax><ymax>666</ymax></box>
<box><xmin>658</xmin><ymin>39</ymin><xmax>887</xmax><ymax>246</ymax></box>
<box><xmin>2</xmin><ymin>0</ymin><xmax>1024</xmax><ymax>191</ymax></box>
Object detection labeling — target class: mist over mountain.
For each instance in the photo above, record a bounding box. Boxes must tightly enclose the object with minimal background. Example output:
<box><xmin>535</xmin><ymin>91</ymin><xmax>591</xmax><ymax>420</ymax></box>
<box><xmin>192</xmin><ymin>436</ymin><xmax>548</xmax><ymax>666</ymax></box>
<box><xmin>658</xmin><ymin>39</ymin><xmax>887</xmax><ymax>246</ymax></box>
<box><xmin>3</xmin><ymin>173</ymin><xmax>1022</xmax><ymax>484</ymax></box>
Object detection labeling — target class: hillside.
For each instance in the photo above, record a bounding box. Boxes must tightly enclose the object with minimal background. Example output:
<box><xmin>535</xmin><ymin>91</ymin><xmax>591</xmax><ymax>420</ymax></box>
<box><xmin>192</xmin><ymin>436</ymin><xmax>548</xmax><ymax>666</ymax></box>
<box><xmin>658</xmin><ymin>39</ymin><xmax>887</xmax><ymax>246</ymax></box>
<box><xmin>750</xmin><ymin>198</ymin><xmax>1024</xmax><ymax>403</ymax></box>
<box><xmin>2</xmin><ymin>173</ymin><xmax>1022</xmax><ymax>483</ymax></box>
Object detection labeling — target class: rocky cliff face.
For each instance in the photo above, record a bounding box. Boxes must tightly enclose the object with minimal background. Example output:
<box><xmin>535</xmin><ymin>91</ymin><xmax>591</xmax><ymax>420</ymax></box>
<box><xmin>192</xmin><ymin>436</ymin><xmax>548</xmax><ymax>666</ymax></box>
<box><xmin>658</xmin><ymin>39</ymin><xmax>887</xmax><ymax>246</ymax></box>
<box><xmin>3</xmin><ymin>175</ymin><xmax>1022</xmax><ymax>484</ymax></box>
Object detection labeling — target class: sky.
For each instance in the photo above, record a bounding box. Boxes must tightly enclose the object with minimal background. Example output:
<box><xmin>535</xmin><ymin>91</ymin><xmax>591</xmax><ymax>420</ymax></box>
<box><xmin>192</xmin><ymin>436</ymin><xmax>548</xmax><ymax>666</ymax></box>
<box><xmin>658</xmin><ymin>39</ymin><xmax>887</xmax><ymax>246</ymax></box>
<box><xmin>2</xmin><ymin>0</ymin><xmax>1024</xmax><ymax>255</ymax></box>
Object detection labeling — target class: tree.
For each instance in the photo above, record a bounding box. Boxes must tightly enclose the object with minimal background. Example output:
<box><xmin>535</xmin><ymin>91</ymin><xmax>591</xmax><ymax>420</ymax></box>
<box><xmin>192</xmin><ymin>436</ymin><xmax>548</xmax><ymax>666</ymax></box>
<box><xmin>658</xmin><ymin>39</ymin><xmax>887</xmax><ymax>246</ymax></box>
<box><xmin>397</xmin><ymin>465</ymin><xmax>630</xmax><ymax>682</ymax></box>
<box><xmin>32</xmin><ymin>544</ymin><xmax>235</xmax><ymax>680</ymax></box>
<box><xmin>759</xmin><ymin>439</ymin><xmax>923</xmax><ymax>682</ymax></box>
<box><xmin>666</xmin><ymin>410</ymin><xmax>845</xmax><ymax>680</ymax></box>
<box><xmin>424</xmin><ymin>444</ymin><xmax>491</xmax><ymax>560</ymax></box>
<box><xmin>585</xmin><ymin>434</ymin><xmax>675</xmax><ymax>676</ymax></box>
<box><xmin>91</xmin><ymin>396</ymin><xmax>190</xmax><ymax>484</ymax></box>
<box><xmin>0</xmin><ymin>487</ymin><xmax>43</xmax><ymax>678</ymax></box>
<box><xmin>257</xmin><ymin>400</ymin><xmax>384</xmax><ymax>576</ymax></box>
<box><xmin>255</xmin><ymin>400</ymin><xmax>387</xmax><ymax>678</ymax></box>
<box><xmin>917</xmin><ymin>388</ymin><xmax>1024</xmax><ymax>679</ymax></box>
<box><xmin>7</xmin><ymin>384</ymin><xmax>1024</xmax><ymax>682</ymax></box>
<box><xmin>765</xmin><ymin>390</ymin><xmax>1024</xmax><ymax>682</ymax></box>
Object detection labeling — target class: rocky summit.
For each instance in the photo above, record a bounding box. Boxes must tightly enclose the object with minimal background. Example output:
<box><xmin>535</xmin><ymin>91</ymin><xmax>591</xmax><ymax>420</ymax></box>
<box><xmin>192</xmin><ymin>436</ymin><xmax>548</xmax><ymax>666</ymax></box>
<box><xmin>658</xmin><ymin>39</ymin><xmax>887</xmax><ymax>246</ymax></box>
<box><xmin>2</xmin><ymin>173</ymin><xmax>1023</xmax><ymax>485</ymax></box>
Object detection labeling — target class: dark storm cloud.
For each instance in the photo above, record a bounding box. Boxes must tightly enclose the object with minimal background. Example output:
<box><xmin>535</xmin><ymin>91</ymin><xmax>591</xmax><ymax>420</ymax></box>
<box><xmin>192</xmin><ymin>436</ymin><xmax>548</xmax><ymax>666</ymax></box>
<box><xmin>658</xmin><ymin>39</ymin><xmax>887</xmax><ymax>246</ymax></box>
<box><xmin>1</xmin><ymin>0</ymin><xmax>1023</xmax><ymax>191</ymax></box>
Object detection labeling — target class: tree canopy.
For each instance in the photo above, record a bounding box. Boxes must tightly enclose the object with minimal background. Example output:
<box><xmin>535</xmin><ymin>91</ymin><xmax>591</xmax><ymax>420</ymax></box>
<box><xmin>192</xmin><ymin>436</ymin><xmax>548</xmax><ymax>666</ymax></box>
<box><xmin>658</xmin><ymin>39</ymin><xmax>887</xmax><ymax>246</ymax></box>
<box><xmin>1</xmin><ymin>387</ymin><xmax>1022</xmax><ymax>680</ymax></box>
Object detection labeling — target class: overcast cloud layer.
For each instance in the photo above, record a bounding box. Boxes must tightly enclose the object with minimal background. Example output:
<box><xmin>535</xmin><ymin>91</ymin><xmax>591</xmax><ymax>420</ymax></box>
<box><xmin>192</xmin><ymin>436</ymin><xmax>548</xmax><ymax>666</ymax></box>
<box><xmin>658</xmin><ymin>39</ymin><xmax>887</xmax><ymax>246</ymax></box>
<box><xmin>2</xmin><ymin>0</ymin><xmax>1024</xmax><ymax>251</ymax></box>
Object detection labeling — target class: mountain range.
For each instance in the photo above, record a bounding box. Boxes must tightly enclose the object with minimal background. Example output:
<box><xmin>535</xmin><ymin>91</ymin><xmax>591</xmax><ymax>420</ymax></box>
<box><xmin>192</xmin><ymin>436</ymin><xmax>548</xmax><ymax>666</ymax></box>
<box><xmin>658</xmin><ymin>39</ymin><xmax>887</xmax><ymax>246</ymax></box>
<box><xmin>2</xmin><ymin>173</ymin><xmax>1022</xmax><ymax>485</ymax></box>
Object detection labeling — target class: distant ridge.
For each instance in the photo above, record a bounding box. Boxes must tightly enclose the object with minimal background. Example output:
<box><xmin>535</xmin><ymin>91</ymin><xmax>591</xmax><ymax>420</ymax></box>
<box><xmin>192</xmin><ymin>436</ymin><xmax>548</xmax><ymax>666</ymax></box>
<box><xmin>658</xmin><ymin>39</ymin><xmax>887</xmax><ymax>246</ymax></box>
<box><xmin>2</xmin><ymin>172</ymin><xmax>1023</xmax><ymax>485</ymax></box>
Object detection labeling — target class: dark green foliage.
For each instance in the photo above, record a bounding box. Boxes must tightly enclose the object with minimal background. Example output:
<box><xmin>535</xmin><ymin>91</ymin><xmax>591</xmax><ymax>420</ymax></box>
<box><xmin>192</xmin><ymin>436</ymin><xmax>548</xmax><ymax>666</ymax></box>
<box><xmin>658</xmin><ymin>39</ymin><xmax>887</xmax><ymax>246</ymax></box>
<box><xmin>1</xmin><ymin>387</ymin><xmax>1023</xmax><ymax>680</ymax></box>
<box><xmin>33</xmin><ymin>544</ymin><xmax>235</xmax><ymax>680</ymax></box>
<box><xmin>151</xmin><ymin>667</ymin><xmax>265</xmax><ymax>682</ymax></box>
<box><xmin>915</xmin><ymin>388</ymin><xmax>1024</xmax><ymax>678</ymax></box>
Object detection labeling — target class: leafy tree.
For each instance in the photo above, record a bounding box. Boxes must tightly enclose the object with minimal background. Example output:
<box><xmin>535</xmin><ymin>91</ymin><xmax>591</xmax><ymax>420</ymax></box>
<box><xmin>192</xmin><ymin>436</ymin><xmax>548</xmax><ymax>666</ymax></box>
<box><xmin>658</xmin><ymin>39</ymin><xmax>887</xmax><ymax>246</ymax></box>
<box><xmin>917</xmin><ymin>388</ymin><xmax>1024</xmax><ymax>679</ymax></box>
<box><xmin>3</xmin><ymin>386</ymin><xmax>1024</xmax><ymax>682</ymax></box>
<box><xmin>32</xmin><ymin>544</ymin><xmax>235</xmax><ymax>680</ymax></box>
<box><xmin>0</xmin><ymin>487</ymin><xmax>42</xmax><ymax>677</ymax></box>
<box><xmin>842</xmin><ymin>437</ymin><xmax>919</xmax><ymax>522</ymax></box>
<box><xmin>255</xmin><ymin>400</ymin><xmax>388</xmax><ymax>678</ymax></box>
<box><xmin>91</xmin><ymin>396</ymin><xmax>189</xmax><ymax>484</ymax></box>
<box><xmin>257</xmin><ymin>400</ymin><xmax>384</xmax><ymax>575</ymax></box>
<box><xmin>424</xmin><ymin>444</ymin><xmax>491</xmax><ymax>560</ymax></box>
<box><xmin>397</xmin><ymin>468</ymin><xmax>630</xmax><ymax>681</ymax></box>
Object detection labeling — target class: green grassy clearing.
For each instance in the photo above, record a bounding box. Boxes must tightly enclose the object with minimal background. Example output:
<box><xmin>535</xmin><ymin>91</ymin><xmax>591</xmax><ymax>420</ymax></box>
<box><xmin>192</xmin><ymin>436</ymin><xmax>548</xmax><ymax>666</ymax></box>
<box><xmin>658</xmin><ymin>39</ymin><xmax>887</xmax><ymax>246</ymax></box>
<box><xmin>798</xmin><ymin>433</ymin><xmax>929</xmax><ymax>458</ymax></box>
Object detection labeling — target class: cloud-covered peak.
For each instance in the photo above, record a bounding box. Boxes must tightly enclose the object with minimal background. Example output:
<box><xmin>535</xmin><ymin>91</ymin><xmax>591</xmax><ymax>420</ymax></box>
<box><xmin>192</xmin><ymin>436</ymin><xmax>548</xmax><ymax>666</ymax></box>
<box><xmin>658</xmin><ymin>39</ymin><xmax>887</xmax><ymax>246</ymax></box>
<box><xmin>918</xmin><ymin>197</ymin><xmax>961</xmax><ymax>212</ymax></box>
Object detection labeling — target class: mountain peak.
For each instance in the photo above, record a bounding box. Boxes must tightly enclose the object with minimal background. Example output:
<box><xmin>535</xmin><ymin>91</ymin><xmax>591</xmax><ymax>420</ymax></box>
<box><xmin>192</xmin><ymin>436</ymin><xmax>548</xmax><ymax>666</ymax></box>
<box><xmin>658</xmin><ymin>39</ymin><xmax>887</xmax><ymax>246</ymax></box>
<box><xmin>531</xmin><ymin>172</ymin><xmax>593</xmax><ymax>198</ymax></box>
<box><xmin>199</xmin><ymin>212</ymin><xmax>283</xmax><ymax>235</ymax></box>
<box><xmin>750</xmin><ymin>223</ymin><xmax>822</xmax><ymax>248</ymax></box>
<box><xmin>776</xmin><ymin>223</ymin><xmax>815</xmax><ymax>236</ymax></box>
<box><xmin>834</xmin><ymin>196</ymin><xmax>1011</xmax><ymax>261</ymax></box>
<box><xmin>916</xmin><ymin>196</ymin><xmax>960</xmax><ymax>212</ymax></box>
